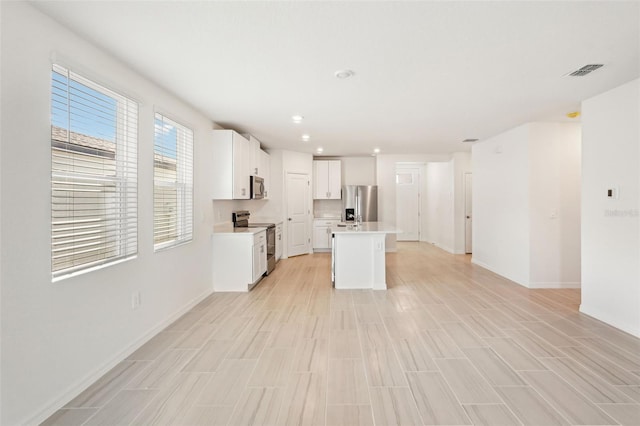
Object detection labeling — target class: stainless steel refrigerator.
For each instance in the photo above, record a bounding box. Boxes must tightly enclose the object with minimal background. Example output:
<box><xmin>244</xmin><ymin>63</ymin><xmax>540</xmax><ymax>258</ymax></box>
<box><xmin>342</xmin><ymin>185</ymin><xmax>378</xmax><ymax>222</ymax></box>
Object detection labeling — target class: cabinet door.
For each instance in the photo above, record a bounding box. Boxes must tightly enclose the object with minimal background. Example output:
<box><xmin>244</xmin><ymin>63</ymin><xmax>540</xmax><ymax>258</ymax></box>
<box><xmin>232</xmin><ymin>134</ymin><xmax>250</xmax><ymax>199</ymax></box>
<box><xmin>252</xmin><ymin>242</ymin><xmax>260</xmax><ymax>283</ymax></box>
<box><xmin>313</xmin><ymin>226</ymin><xmax>330</xmax><ymax>249</ymax></box>
<box><xmin>259</xmin><ymin>242</ymin><xmax>267</xmax><ymax>274</ymax></box>
<box><xmin>327</xmin><ymin>160</ymin><xmax>342</xmax><ymax>199</ymax></box>
<box><xmin>248</xmin><ymin>138</ymin><xmax>259</xmax><ymax>177</ymax></box>
<box><xmin>252</xmin><ymin>242</ymin><xmax>267</xmax><ymax>282</ymax></box>
<box><xmin>313</xmin><ymin>161</ymin><xmax>329</xmax><ymax>199</ymax></box>
<box><xmin>211</xmin><ymin>130</ymin><xmax>234</xmax><ymax>200</ymax></box>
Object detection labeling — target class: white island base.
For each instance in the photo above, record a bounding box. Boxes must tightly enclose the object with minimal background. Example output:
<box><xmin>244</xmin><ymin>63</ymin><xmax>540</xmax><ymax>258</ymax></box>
<box><xmin>331</xmin><ymin>223</ymin><xmax>398</xmax><ymax>290</ymax></box>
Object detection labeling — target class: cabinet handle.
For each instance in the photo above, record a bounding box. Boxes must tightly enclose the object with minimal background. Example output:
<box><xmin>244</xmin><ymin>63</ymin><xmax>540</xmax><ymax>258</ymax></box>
<box><xmin>242</xmin><ymin>188</ymin><xmax>246</xmax><ymax>196</ymax></box>
<box><xmin>255</xmin><ymin>167</ymin><xmax>258</xmax><ymax>175</ymax></box>
<box><xmin>261</xmin><ymin>246</ymin><xmax>264</xmax><ymax>253</ymax></box>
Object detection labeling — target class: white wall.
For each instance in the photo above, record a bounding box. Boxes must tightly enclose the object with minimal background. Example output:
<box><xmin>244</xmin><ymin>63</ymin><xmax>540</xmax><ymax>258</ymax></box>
<box><xmin>529</xmin><ymin>123</ymin><xmax>582</xmax><ymax>287</ymax></box>
<box><xmin>341</xmin><ymin>156</ymin><xmax>376</xmax><ymax>186</ymax></box>
<box><xmin>581</xmin><ymin>79</ymin><xmax>640</xmax><ymax>337</ymax></box>
<box><xmin>424</xmin><ymin>162</ymin><xmax>454</xmax><ymax>252</ymax></box>
<box><xmin>1</xmin><ymin>3</ymin><xmax>215</xmax><ymax>424</ymax></box>
<box><xmin>472</xmin><ymin>125</ymin><xmax>532</xmax><ymax>286</ymax></box>
<box><xmin>472</xmin><ymin>122</ymin><xmax>582</xmax><ymax>289</ymax></box>
<box><xmin>0</xmin><ymin>4</ymin><xmax>3</xmax><ymax>421</ymax></box>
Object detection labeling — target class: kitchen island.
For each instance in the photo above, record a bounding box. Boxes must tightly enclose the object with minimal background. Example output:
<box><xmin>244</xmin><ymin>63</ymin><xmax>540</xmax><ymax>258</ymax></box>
<box><xmin>331</xmin><ymin>222</ymin><xmax>399</xmax><ymax>290</ymax></box>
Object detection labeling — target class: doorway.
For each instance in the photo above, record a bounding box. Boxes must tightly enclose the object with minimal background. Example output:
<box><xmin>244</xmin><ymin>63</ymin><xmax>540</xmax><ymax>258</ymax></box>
<box><xmin>464</xmin><ymin>172</ymin><xmax>473</xmax><ymax>254</ymax></box>
<box><xmin>286</xmin><ymin>172</ymin><xmax>310</xmax><ymax>257</ymax></box>
<box><xmin>396</xmin><ymin>166</ymin><xmax>421</xmax><ymax>241</ymax></box>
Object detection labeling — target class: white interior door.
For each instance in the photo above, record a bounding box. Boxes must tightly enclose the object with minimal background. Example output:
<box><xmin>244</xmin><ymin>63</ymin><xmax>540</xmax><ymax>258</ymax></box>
<box><xmin>396</xmin><ymin>167</ymin><xmax>420</xmax><ymax>241</ymax></box>
<box><xmin>465</xmin><ymin>172</ymin><xmax>473</xmax><ymax>254</ymax></box>
<box><xmin>287</xmin><ymin>172</ymin><xmax>310</xmax><ymax>257</ymax></box>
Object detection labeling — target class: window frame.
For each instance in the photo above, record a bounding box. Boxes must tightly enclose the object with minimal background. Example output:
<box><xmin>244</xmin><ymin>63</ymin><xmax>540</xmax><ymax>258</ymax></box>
<box><xmin>153</xmin><ymin>111</ymin><xmax>194</xmax><ymax>252</ymax></box>
<box><xmin>50</xmin><ymin>64</ymin><xmax>138</xmax><ymax>281</ymax></box>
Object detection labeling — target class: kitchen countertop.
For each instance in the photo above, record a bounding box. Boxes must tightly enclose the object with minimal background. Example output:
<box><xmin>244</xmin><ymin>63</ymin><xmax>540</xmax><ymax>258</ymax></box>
<box><xmin>250</xmin><ymin>217</ymin><xmax>284</xmax><ymax>225</ymax></box>
<box><xmin>330</xmin><ymin>222</ymin><xmax>399</xmax><ymax>234</ymax></box>
<box><xmin>213</xmin><ymin>223</ymin><xmax>268</xmax><ymax>235</ymax></box>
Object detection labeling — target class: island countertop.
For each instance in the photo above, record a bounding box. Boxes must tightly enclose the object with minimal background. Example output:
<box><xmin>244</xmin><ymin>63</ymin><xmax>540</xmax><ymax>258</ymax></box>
<box><xmin>330</xmin><ymin>222</ymin><xmax>399</xmax><ymax>234</ymax></box>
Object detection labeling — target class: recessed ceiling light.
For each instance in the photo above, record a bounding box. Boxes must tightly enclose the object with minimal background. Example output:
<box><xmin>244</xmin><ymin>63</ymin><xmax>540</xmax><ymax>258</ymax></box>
<box><xmin>373</xmin><ymin>148</ymin><xmax>380</xmax><ymax>154</ymax></box>
<box><xmin>462</xmin><ymin>138</ymin><xmax>479</xmax><ymax>143</ymax></box>
<box><xmin>292</xmin><ymin>115</ymin><xmax>304</xmax><ymax>123</ymax></box>
<box><xmin>316</xmin><ymin>147</ymin><xmax>323</xmax><ymax>153</ymax></box>
<box><xmin>301</xmin><ymin>134</ymin><xmax>310</xmax><ymax>142</ymax></box>
<box><xmin>334</xmin><ymin>69</ymin><xmax>355</xmax><ymax>79</ymax></box>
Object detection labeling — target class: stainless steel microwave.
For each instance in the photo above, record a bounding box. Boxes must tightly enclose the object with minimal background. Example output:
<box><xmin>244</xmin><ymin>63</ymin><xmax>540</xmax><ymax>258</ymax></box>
<box><xmin>250</xmin><ymin>175</ymin><xmax>265</xmax><ymax>199</ymax></box>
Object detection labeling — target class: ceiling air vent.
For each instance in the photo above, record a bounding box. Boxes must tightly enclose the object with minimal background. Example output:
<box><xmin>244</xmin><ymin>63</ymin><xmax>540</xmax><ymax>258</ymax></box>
<box><xmin>462</xmin><ymin>138</ymin><xmax>479</xmax><ymax>143</ymax></box>
<box><xmin>568</xmin><ymin>64</ymin><xmax>604</xmax><ymax>77</ymax></box>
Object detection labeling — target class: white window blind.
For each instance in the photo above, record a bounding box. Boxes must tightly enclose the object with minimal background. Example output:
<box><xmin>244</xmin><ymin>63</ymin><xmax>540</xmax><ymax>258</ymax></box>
<box><xmin>51</xmin><ymin>64</ymin><xmax>138</xmax><ymax>280</ymax></box>
<box><xmin>153</xmin><ymin>113</ymin><xmax>193</xmax><ymax>250</ymax></box>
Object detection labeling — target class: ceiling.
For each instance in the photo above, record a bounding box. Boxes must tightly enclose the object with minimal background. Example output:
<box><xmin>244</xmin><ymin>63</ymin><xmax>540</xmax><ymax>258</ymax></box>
<box><xmin>33</xmin><ymin>1</ymin><xmax>640</xmax><ymax>156</ymax></box>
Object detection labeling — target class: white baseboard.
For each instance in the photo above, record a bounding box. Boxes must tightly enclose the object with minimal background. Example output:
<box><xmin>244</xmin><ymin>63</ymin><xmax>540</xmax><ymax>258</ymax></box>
<box><xmin>431</xmin><ymin>243</ymin><xmax>454</xmax><ymax>254</ymax></box>
<box><xmin>579</xmin><ymin>303</ymin><xmax>640</xmax><ymax>338</ymax></box>
<box><xmin>528</xmin><ymin>281</ymin><xmax>581</xmax><ymax>289</ymax></box>
<box><xmin>25</xmin><ymin>288</ymin><xmax>214</xmax><ymax>426</ymax></box>
<box><xmin>470</xmin><ymin>258</ymin><xmax>529</xmax><ymax>288</ymax></box>
<box><xmin>423</xmin><ymin>241</ymin><xmax>455</xmax><ymax>254</ymax></box>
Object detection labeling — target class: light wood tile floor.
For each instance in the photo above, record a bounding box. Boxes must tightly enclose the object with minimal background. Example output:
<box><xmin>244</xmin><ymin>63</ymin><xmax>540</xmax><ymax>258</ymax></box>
<box><xmin>42</xmin><ymin>242</ymin><xmax>640</xmax><ymax>426</ymax></box>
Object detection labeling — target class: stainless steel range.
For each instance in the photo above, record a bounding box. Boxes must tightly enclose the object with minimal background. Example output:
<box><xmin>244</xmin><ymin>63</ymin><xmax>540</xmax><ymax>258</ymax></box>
<box><xmin>232</xmin><ymin>210</ymin><xmax>276</xmax><ymax>275</ymax></box>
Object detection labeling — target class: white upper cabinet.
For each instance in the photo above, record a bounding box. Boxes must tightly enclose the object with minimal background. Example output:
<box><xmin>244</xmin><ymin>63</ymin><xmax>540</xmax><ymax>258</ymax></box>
<box><xmin>244</xmin><ymin>134</ymin><xmax>261</xmax><ymax>177</ymax></box>
<box><xmin>313</xmin><ymin>160</ymin><xmax>341</xmax><ymax>199</ymax></box>
<box><xmin>212</xmin><ymin>130</ymin><xmax>251</xmax><ymax>199</ymax></box>
<box><xmin>245</xmin><ymin>134</ymin><xmax>272</xmax><ymax>177</ymax></box>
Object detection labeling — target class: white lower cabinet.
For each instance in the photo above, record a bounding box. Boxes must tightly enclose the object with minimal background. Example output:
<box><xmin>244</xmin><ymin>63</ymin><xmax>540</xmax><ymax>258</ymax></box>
<box><xmin>253</xmin><ymin>232</ymin><xmax>267</xmax><ymax>283</ymax></box>
<box><xmin>213</xmin><ymin>230</ymin><xmax>267</xmax><ymax>292</ymax></box>
<box><xmin>313</xmin><ymin>219</ymin><xmax>340</xmax><ymax>250</ymax></box>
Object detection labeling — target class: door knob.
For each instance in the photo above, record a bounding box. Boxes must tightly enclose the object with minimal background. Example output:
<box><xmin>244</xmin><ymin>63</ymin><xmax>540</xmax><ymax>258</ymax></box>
<box><xmin>466</xmin><ymin>216</ymin><xmax>471</xmax><ymax>219</ymax></box>
<box><xmin>288</xmin><ymin>218</ymin><xmax>292</xmax><ymax>221</ymax></box>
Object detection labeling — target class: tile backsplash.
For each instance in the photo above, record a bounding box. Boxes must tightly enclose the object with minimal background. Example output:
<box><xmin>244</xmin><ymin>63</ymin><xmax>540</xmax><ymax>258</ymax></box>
<box><xmin>314</xmin><ymin>199</ymin><xmax>341</xmax><ymax>218</ymax></box>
